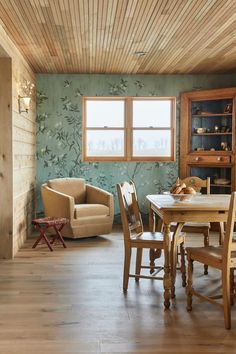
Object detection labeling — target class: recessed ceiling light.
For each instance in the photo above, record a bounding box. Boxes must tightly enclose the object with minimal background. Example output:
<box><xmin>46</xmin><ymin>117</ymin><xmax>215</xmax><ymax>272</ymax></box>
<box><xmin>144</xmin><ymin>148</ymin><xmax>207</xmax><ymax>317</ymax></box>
<box><xmin>134</xmin><ymin>51</ymin><xmax>147</xmax><ymax>57</ymax></box>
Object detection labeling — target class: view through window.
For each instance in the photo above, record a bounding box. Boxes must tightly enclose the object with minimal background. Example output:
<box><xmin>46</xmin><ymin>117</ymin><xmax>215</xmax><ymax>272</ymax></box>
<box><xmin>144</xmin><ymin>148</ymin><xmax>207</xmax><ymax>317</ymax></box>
<box><xmin>83</xmin><ymin>97</ymin><xmax>176</xmax><ymax>161</ymax></box>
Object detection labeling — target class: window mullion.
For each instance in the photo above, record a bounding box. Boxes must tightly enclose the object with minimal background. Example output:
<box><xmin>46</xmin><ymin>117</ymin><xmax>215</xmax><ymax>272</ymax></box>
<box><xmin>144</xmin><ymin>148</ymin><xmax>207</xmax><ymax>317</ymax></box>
<box><xmin>126</xmin><ymin>97</ymin><xmax>132</xmax><ymax>161</ymax></box>
<box><xmin>171</xmin><ymin>99</ymin><xmax>176</xmax><ymax>160</ymax></box>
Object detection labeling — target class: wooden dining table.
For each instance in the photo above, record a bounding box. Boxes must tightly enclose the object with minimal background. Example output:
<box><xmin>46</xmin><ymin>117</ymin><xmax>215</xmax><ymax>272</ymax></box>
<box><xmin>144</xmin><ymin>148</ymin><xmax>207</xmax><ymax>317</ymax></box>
<box><xmin>146</xmin><ymin>193</ymin><xmax>231</xmax><ymax>309</ymax></box>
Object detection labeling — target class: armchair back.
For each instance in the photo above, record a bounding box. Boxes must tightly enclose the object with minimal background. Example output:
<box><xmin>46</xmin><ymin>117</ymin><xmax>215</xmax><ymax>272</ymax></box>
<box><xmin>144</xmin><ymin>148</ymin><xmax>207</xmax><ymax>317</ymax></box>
<box><xmin>48</xmin><ymin>178</ymin><xmax>86</xmax><ymax>203</ymax></box>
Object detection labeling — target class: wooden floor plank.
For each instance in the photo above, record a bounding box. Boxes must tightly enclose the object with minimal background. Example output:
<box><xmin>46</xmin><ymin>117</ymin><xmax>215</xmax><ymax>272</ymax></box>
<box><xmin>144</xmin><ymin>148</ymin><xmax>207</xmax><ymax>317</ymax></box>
<box><xmin>0</xmin><ymin>229</ymin><xmax>235</xmax><ymax>353</ymax></box>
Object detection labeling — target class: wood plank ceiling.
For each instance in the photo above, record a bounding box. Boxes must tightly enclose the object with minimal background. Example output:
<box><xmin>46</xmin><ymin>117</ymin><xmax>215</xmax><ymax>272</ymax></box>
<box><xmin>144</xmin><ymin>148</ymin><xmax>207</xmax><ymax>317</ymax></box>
<box><xmin>0</xmin><ymin>0</ymin><xmax>236</xmax><ymax>74</ymax></box>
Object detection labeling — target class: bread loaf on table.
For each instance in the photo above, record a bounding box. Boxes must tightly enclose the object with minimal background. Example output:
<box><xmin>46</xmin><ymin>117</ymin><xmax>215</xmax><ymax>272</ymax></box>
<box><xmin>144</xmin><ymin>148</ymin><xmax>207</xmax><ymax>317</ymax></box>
<box><xmin>171</xmin><ymin>182</ymin><xmax>186</xmax><ymax>194</ymax></box>
<box><xmin>181</xmin><ymin>186</ymin><xmax>196</xmax><ymax>195</ymax></box>
<box><xmin>170</xmin><ymin>178</ymin><xmax>197</xmax><ymax>195</ymax></box>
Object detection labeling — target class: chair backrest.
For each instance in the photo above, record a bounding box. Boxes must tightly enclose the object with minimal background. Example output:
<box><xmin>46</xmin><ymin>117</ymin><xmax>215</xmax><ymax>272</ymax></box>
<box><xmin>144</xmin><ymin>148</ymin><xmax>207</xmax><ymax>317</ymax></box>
<box><xmin>48</xmin><ymin>178</ymin><xmax>86</xmax><ymax>203</ymax></box>
<box><xmin>223</xmin><ymin>192</ymin><xmax>236</xmax><ymax>268</ymax></box>
<box><xmin>117</xmin><ymin>181</ymin><xmax>143</xmax><ymax>241</ymax></box>
<box><xmin>181</xmin><ymin>176</ymin><xmax>210</xmax><ymax>194</ymax></box>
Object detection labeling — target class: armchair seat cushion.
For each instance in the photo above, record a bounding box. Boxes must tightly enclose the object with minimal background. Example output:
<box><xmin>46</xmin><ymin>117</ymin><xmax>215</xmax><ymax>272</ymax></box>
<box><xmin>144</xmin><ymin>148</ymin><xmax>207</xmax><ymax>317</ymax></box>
<box><xmin>74</xmin><ymin>204</ymin><xmax>110</xmax><ymax>218</ymax></box>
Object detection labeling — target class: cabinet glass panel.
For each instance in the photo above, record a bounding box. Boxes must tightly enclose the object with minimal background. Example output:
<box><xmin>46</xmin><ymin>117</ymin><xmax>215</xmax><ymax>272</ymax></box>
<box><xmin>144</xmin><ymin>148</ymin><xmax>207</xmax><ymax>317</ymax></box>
<box><xmin>191</xmin><ymin>99</ymin><xmax>232</xmax><ymax>153</ymax></box>
<box><xmin>190</xmin><ymin>166</ymin><xmax>232</xmax><ymax>194</ymax></box>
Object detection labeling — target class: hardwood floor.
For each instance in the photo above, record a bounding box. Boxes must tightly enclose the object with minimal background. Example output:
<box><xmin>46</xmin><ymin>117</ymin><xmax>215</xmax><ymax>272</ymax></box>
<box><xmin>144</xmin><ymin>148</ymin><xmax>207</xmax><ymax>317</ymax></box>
<box><xmin>0</xmin><ymin>228</ymin><xmax>236</xmax><ymax>353</ymax></box>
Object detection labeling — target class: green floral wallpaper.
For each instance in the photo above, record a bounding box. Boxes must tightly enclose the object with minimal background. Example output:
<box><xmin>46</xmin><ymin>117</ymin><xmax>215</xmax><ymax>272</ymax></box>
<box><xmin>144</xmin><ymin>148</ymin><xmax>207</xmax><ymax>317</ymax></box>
<box><xmin>36</xmin><ymin>74</ymin><xmax>236</xmax><ymax>222</ymax></box>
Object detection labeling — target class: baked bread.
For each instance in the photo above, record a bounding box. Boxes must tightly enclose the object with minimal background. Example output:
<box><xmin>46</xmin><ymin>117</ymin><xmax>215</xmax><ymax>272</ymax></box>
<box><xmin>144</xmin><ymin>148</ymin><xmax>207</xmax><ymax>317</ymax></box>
<box><xmin>170</xmin><ymin>178</ymin><xmax>180</xmax><ymax>193</ymax></box>
<box><xmin>182</xmin><ymin>186</ymin><xmax>196</xmax><ymax>195</ymax></box>
<box><xmin>170</xmin><ymin>177</ymin><xmax>197</xmax><ymax>195</ymax></box>
<box><xmin>170</xmin><ymin>181</ymin><xmax>186</xmax><ymax>194</ymax></box>
<box><xmin>171</xmin><ymin>185</ymin><xmax>183</xmax><ymax>194</ymax></box>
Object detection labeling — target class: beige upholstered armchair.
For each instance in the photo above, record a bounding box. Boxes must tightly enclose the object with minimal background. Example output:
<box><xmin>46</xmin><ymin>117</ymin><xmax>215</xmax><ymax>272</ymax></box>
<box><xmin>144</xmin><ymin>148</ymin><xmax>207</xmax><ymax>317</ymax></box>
<box><xmin>41</xmin><ymin>178</ymin><xmax>114</xmax><ymax>238</ymax></box>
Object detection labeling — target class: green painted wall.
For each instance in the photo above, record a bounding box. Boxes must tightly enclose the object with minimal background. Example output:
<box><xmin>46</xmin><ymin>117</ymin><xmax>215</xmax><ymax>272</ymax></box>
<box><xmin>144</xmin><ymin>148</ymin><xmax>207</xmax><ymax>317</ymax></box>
<box><xmin>36</xmin><ymin>74</ymin><xmax>236</xmax><ymax>221</ymax></box>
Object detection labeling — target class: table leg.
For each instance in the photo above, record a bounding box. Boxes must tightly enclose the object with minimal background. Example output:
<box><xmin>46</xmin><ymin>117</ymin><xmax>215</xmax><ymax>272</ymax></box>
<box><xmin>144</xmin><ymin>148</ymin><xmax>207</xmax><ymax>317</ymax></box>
<box><xmin>163</xmin><ymin>222</ymin><xmax>171</xmax><ymax>309</ymax></box>
<box><xmin>149</xmin><ymin>206</ymin><xmax>162</xmax><ymax>273</ymax></box>
<box><xmin>149</xmin><ymin>204</ymin><xmax>156</xmax><ymax>232</ymax></box>
<box><xmin>149</xmin><ymin>205</ymin><xmax>155</xmax><ymax>273</ymax></box>
<box><xmin>170</xmin><ymin>222</ymin><xmax>184</xmax><ymax>298</ymax></box>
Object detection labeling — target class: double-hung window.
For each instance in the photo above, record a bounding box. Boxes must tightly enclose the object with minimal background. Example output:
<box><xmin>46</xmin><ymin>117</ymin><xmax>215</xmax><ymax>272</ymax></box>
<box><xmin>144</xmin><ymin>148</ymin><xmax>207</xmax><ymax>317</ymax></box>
<box><xmin>83</xmin><ymin>97</ymin><xmax>176</xmax><ymax>161</ymax></box>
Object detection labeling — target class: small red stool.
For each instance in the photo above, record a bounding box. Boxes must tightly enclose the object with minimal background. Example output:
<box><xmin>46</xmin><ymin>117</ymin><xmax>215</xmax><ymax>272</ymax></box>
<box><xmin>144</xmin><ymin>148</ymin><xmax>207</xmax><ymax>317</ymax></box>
<box><xmin>32</xmin><ymin>217</ymin><xmax>68</xmax><ymax>251</ymax></box>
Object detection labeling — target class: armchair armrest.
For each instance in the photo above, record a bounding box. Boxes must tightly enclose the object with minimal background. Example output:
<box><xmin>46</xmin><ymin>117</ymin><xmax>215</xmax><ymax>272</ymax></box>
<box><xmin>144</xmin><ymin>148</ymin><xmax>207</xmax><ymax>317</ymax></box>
<box><xmin>86</xmin><ymin>184</ymin><xmax>114</xmax><ymax>215</ymax></box>
<box><xmin>41</xmin><ymin>184</ymin><xmax>75</xmax><ymax>221</ymax></box>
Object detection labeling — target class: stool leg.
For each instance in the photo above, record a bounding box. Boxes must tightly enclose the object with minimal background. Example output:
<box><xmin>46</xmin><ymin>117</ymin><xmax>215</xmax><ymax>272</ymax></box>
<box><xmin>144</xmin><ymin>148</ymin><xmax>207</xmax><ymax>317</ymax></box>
<box><xmin>52</xmin><ymin>225</ymin><xmax>67</xmax><ymax>248</ymax></box>
<box><xmin>32</xmin><ymin>225</ymin><xmax>53</xmax><ymax>252</ymax></box>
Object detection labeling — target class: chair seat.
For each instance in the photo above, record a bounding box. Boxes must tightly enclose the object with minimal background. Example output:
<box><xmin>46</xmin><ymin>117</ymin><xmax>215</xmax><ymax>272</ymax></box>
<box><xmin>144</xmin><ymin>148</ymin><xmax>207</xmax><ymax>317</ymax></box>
<box><xmin>74</xmin><ymin>204</ymin><xmax>110</xmax><ymax>218</ymax></box>
<box><xmin>131</xmin><ymin>231</ymin><xmax>184</xmax><ymax>243</ymax></box>
<box><xmin>171</xmin><ymin>222</ymin><xmax>210</xmax><ymax>228</ymax></box>
<box><xmin>184</xmin><ymin>222</ymin><xmax>210</xmax><ymax>228</ymax></box>
<box><xmin>186</xmin><ymin>245</ymin><xmax>223</xmax><ymax>264</ymax></box>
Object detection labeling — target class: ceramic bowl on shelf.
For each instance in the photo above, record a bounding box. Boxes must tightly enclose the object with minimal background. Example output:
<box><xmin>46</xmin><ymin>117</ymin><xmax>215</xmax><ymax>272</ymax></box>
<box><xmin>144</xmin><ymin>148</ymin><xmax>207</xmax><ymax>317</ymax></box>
<box><xmin>213</xmin><ymin>178</ymin><xmax>230</xmax><ymax>185</ymax></box>
<box><xmin>195</xmin><ymin>127</ymin><xmax>206</xmax><ymax>134</ymax></box>
<box><xmin>200</xmin><ymin>111</ymin><xmax>212</xmax><ymax>115</ymax></box>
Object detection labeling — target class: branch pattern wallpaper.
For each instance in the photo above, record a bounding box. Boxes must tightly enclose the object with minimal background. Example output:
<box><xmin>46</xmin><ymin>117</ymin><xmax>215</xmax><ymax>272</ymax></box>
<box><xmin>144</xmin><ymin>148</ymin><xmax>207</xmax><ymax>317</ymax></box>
<box><xmin>36</xmin><ymin>74</ymin><xmax>236</xmax><ymax>221</ymax></box>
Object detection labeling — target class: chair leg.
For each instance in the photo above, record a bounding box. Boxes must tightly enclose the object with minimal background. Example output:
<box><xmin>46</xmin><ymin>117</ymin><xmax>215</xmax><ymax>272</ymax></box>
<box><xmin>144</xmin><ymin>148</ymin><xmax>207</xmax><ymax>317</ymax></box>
<box><xmin>186</xmin><ymin>255</ymin><xmax>193</xmax><ymax>311</ymax></box>
<box><xmin>219</xmin><ymin>222</ymin><xmax>225</xmax><ymax>245</ymax></box>
<box><xmin>180</xmin><ymin>242</ymin><xmax>186</xmax><ymax>287</ymax></box>
<box><xmin>222</xmin><ymin>269</ymin><xmax>231</xmax><ymax>330</ymax></box>
<box><xmin>203</xmin><ymin>229</ymin><xmax>210</xmax><ymax>275</ymax></box>
<box><xmin>135</xmin><ymin>248</ymin><xmax>143</xmax><ymax>281</ymax></box>
<box><xmin>123</xmin><ymin>246</ymin><xmax>132</xmax><ymax>291</ymax></box>
<box><xmin>230</xmin><ymin>268</ymin><xmax>235</xmax><ymax>306</ymax></box>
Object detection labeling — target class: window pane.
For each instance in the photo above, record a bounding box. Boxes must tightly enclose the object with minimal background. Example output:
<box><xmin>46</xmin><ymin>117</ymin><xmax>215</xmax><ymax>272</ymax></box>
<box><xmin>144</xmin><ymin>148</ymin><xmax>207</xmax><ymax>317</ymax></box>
<box><xmin>133</xmin><ymin>100</ymin><xmax>171</xmax><ymax>127</ymax></box>
<box><xmin>86</xmin><ymin>130</ymin><xmax>124</xmax><ymax>156</ymax></box>
<box><xmin>86</xmin><ymin>100</ymin><xmax>124</xmax><ymax>127</ymax></box>
<box><xmin>133</xmin><ymin>130</ymin><xmax>171</xmax><ymax>156</ymax></box>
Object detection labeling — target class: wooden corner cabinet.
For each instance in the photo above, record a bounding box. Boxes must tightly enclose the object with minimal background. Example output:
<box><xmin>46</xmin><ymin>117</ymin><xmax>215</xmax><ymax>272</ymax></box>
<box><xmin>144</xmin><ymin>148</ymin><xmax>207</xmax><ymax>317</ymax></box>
<box><xmin>180</xmin><ymin>87</ymin><xmax>236</xmax><ymax>194</ymax></box>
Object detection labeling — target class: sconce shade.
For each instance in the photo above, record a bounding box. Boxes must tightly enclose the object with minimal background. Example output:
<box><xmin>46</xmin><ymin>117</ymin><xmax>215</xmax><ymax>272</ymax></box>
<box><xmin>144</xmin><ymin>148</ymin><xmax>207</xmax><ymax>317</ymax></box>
<box><xmin>18</xmin><ymin>95</ymin><xmax>31</xmax><ymax>113</ymax></box>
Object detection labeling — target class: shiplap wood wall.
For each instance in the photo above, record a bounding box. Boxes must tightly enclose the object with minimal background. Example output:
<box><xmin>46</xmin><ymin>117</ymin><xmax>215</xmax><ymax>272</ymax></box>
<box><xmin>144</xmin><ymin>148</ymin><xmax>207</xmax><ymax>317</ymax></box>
<box><xmin>0</xmin><ymin>24</ymin><xmax>36</xmax><ymax>258</ymax></box>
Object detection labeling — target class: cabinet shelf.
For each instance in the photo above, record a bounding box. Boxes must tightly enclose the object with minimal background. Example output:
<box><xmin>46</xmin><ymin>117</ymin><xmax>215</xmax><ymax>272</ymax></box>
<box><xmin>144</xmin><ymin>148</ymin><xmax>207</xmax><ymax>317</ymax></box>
<box><xmin>192</xmin><ymin>133</ymin><xmax>232</xmax><ymax>136</ymax></box>
<box><xmin>189</xmin><ymin>150</ymin><xmax>231</xmax><ymax>155</ymax></box>
<box><xmin>211</xmin><ymin>184</ymin><xmax>231</xmax><ymax>188</ymax></box>
<box><xmin>191</xmin><ymin>151</ymin><xmax>232</xmax><ymax>154</ymax></box>
<box><xmin>192</xmin><ymin>113</ymin><xmax>232</xmax><ymax>117</ymax></box>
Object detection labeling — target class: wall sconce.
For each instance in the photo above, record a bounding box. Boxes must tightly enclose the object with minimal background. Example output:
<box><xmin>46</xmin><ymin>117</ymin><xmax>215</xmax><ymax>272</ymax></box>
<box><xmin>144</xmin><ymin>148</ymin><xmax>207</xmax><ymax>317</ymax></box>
<box><xmin>18</xmin><ymin>95</ymin><xmax>31</xmax><ymax>114</ymax></box>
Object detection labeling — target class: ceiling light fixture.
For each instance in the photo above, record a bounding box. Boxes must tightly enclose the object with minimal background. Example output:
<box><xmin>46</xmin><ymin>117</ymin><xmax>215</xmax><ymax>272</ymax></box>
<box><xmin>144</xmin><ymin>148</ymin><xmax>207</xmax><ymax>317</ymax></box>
<box><xmin>134</xmin><ymin>51</ymin><xmax>147</xmax><ymax>57</ymax></box>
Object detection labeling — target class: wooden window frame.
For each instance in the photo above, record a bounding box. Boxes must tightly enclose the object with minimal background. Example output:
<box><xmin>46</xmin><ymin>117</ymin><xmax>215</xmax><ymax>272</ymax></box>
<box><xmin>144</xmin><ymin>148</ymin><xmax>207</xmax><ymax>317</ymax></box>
<box><xmin>82</xmin><ymin>96</ymin><xmax>176</xmax><ymax>162</ymax></box>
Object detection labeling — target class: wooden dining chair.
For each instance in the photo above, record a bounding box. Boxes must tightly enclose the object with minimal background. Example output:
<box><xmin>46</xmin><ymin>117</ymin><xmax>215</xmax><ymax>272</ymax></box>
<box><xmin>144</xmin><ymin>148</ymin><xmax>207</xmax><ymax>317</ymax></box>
<box><xmin>117</xmin><ymin>180</ymin><xmax>186</xmax><ymax>299</ymax></box>
<box><xmin>171</xmin><ymin>176</ymin><xmax>211</xmax><ymax>274</ymax></box>
<box><xmin>186</xmin><ymin>191</ymin><xmax>236</xmax><ymax>329</ymax></box>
